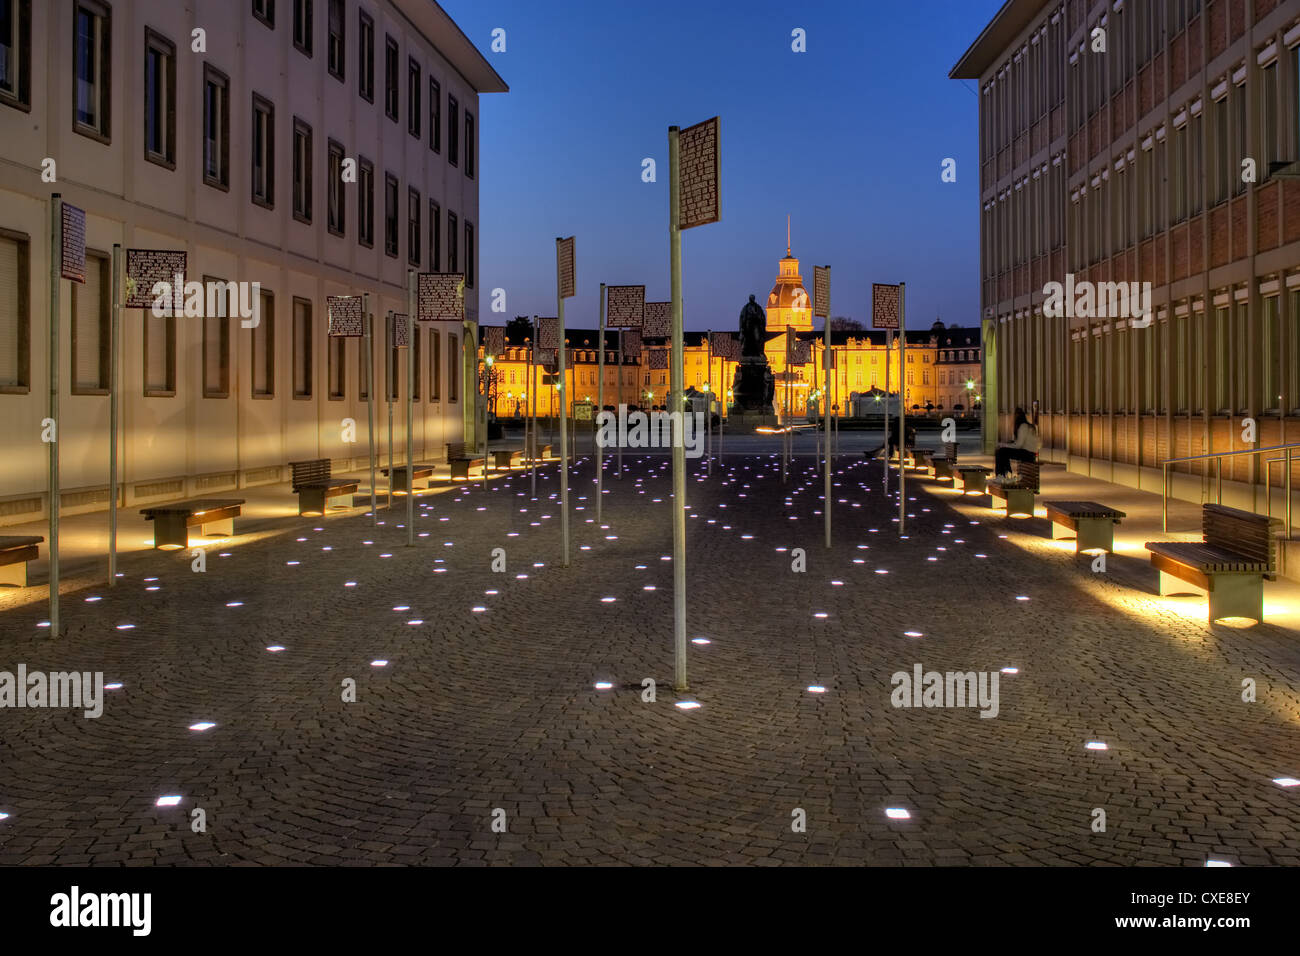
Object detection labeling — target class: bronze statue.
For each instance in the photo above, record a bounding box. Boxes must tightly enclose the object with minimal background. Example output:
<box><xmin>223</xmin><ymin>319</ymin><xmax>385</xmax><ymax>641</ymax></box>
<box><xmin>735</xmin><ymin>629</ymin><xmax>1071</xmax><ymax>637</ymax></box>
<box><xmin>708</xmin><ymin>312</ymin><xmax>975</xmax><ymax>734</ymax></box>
<box><xmin>739</xmin><ymin>295</ymin><xmax>766</xmax><ymax>357</ymax></box>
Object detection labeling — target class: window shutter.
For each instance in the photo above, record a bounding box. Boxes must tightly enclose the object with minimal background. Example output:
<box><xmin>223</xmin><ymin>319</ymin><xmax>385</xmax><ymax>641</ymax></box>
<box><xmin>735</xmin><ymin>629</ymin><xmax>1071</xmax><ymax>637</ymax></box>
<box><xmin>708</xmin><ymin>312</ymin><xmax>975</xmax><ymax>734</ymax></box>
<box><xmin>74</xmin><ymin>254</ymin><xmax>105</xmax><ymax>390</ymax></box>
<box><xmin>0</xmin><ymin>236</ymin><xmax>23</xmax><ymax>386</ymax></box>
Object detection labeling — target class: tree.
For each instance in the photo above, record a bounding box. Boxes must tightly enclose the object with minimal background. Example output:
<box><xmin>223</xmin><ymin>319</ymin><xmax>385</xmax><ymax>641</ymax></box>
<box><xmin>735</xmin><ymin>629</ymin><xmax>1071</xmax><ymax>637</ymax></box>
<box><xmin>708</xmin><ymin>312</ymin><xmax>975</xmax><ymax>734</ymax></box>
<box><xmin>830</xmin><ymin>316</ymin><xmax>864</xmax><ymax>332</ymax></box>
<box><xmin>505</xmin><ymin>315</ymin><xmax>532</xmax><ymax>344</ymax></box>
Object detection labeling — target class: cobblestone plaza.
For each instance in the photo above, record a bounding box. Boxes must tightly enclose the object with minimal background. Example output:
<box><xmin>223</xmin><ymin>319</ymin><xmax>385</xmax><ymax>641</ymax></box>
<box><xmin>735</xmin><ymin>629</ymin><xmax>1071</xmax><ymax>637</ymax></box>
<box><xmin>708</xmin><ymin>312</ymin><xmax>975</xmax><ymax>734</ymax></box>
<box><xmin>2</xmin><ymin>434</ymin><xmax>1297</xmax><ymax>867</ymax></box>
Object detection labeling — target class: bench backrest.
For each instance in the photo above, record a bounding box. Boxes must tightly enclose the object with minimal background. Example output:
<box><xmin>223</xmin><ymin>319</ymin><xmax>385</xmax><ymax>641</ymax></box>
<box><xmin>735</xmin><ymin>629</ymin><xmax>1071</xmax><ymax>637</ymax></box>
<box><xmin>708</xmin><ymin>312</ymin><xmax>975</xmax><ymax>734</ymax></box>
<box><xmin>446</xmin><ymin>442</ymin><xmax>473</xmax><ymax>460</ymax></box>
<box><xmin>943</xmin><ymin>441</ymin><xmax>957</xmax><ymax>461</ymax></box>
<box><xmin>1012</xmin><ymin>459</ymin><xmax>1040</xmax><ymax>491</ymax></box>
<box><xmin>290</xmin><ymin>458</ymin><xmax>331</xmax><ymax>489</ymax></box>
<box><xmin>1203</xmin><ymin>504</ymin><xmax>1279</xmax><ymax>567</ymax></box>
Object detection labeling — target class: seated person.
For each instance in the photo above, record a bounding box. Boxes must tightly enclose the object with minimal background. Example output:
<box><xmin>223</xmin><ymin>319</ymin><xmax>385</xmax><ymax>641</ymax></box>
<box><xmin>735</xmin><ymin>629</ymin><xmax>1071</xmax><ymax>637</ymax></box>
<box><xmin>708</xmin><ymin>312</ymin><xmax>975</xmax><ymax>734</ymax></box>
<box><xmin>995</xmin><ymin>407</ymin><xmax>1041</xmax><ymax>478</ymax></box>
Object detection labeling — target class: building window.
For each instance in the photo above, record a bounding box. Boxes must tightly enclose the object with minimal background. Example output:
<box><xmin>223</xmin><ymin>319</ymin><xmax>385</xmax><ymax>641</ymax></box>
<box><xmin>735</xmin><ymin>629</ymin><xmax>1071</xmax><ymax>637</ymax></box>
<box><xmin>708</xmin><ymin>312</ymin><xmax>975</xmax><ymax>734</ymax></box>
<box><xmin>1260</xmin><ymin>60</ymin><xmax>1278</xmax><ymax>172</ymax></box>
<box><xmin>0</xmin><ymin>0</ymin><xmax>31</xmax><ymax>111</ymax></box>
<box><xmin>328</xmin><ymin>332</ymin><xmax>345</xmax><ymax>399</ymax></box>
<box><xmin>358</xmin><ymin>156</ymin><xmax>373</xmax><ymax>247</ymax></box>
<box><xmin>465</xmin><ymin>110</ymin><xmax>474</xmax><ymax>179</ymax></box>
<box><xmin>465</xmin><ymin>220</ymin><xmax>474</xmax><ymax>288</ymax></box>
<box><xmin>293</xmin><ymin>296</ymin><xmax>312</xmax><ymax>398</ymax></box>
<box><xmin>430</xmin><ymin>327</ymin><xmax>440</xmax><ymax>400</ymax></box>
<box><xmin>202</xmin><ymin>275</ymin><xmax>231</xmax><ymax>398</ymax></box>
<box><xmin>292</xmin><ymin>118</ymin><xmax>312</xmax><ymax>222</ymax></box>
<box><xmin>384</xmin><ymin>35</ymin><xmax>397</xmax><ymax>121</ymax></box>
<box><xmin>252</xmin><ymin>289</ymin><xmax>274</xmax><ymax>397</ymax></box>
<box><xmin>202</xmin><ymin>64</ymin><xmax>229</xmax><ymax>189</ymax></box>
<box><xmin>252</xmin><ymin>0</ymin><xmax>274</xmax><ymax>28</ymax></box>
<box><xmin>73</xmin><ymin>1</ymin><xmax>111</xmax><ymax>141</ymax></box>
<box><xmin>447</xmin><ymin>210</ymin><xmax>457</xmax><ymax>273</ymax></box>
<box><xmin>384</xmin><ymin>173</ymin><xmax>399</xmax><ymax>257</ymax></box>
<box><xmin>327</xmin><ymin>139</ymin><xmax>344</xmax><ymax>236</ymax></box>
<box><xmin>448</xmin><ymin>94</ymin><xmax>459</xmax><ymax>166</ymax></box>
<box><xmin>407</xmin><ymin>57</ymin><xmax>420</xmax><ymax>137</ymax></box>
<box><xmin>428</xmin><ymin>76</ymin><xmax>440</xmax><ymax>153</ymax></box>
<box><xmin>326</xmin><ymin>0</ymin><xmax>343</xmax><ymax>80</ymax></box>
<box><xmin>292</xmin><ymin>0</ymin><xmax>311</xmax><ymax>56</ymax></box>
<box><xmin>407</xmin><ymin>187</ymin><xmax>421</xmax><ymax>266</ymax></box>
<box><xmin>1262</xmin><ymin>295</ymin><xmax>1279</xmax><ymax>411</ymax></box>
<box><xmin>252</xmin><ymin>93</ymin><xmax>274</xmax><ymax>207</ymax></box>
<box><xmin>448</xmin><ymin>332</ymin><xmax>458</xmax><ymax>402</ymax></box>
<box><xmin>1211</xmin><ymin>93</ymin><xmax>1229</xmax><ymax>205</ymax></box>
<box><xmin>357</xmin><ymin>10</ymin><xmax>373</xmax><ymax>102</ymax></box>
<box><xmin>143</xmin><ymin>304</ymin><xmax>174</xmax><ymax>396</ymax></box>
<box><xmin>143</xmin><ymin>29</ymin><xmax>176</xmax><ymax>167</ymax></box>
<box><xmin>71</xmin><ymin>250</ymin><xmax>109</xmax><ymax>393</ymax></box>
<box><xmin>428</xmin><ymin>200</ymin><xmax>440</xmax><ymax>270</ymax></box>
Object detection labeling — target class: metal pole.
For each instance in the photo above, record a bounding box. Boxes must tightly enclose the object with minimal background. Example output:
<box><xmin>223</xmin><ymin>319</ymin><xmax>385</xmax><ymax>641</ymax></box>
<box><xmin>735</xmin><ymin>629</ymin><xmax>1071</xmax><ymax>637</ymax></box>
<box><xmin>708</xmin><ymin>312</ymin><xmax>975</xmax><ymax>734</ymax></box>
<box><xmin>597</xmin><ymin>283</ymin><xmax>605</xmax><ymax>523</ymax></box>
<box><xmin>1287</xmin><ymin>447</ymin><xmax>1293</xmax><ymax>540</ymax></box>
<box><xmin>386</xmin><ymin>312</ymin><xmax>394</xmax><ymax>510</ymax></box>
<box><xmin>899</xmin><ymin>282</ymin><xmax>906</xmax><ymax>535</ymax></box>
<box><xmin>364</xmin><ymin>295</ymin><xmax>376</xmax><ymax>524</ymax></box>
<box><xmin>406</xmin><ymin>273</ymin><xmax>415</xmax><ymax>546</ymax></box>
<box><xmin>48</xmin><ymin>196</ymin><xmax>61</xmax><ymax>636</ymax></box>
<box><xmin>617</xmin><ymin>328</ymin><xmax>624</xmax><ymax>477</ymax></box>
<box><xmin>481</xmin><ymin>352</ymin><xmax>489</xmax><ymax>493</ymax></box>
<box><xmin>530</xmin><ymin>323</ymin><xmax>538</xmax><ymax>498</ymax></box>
<box><xmin>556</xmin><ymin>239</ymin><xmax>570</xmax><ymax>568</ymax></box>
<box><xmin>824</xmin><ymin>269</ymin><xmax>832</xmax><ymax>548</ymax></box>
<box><xmin>109</xmin><ymin>244</ymin><xmax>121</xmax><ymax>586</ymax></box>
<box><xmin>705</xmin><ymin>330</ymin><xmax>712</xmax><ymax>477</ymax></box>
<box><xmin>669</xmin><ymin>126</ymin><xmax>688</xmax><ymax>692</ymax></box>
<box><xmin>884</xmin><ymin>329</ymin><xmax>891</xmax><ymax>496</ymax></box>
<box><xmin>1162</xmin><ymin>463</ymin><xmax>1169</xmax><ymax>533</ymax></box>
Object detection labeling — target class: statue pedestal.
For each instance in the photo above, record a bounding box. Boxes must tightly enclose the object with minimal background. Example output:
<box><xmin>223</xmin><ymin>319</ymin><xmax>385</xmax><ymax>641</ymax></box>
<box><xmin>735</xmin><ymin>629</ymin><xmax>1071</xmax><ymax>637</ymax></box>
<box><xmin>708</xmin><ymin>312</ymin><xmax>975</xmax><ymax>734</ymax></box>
<box><xmin>732</xmin><ymin>358</ymin><xmax>774</xmax><ymax>415</ymax></box>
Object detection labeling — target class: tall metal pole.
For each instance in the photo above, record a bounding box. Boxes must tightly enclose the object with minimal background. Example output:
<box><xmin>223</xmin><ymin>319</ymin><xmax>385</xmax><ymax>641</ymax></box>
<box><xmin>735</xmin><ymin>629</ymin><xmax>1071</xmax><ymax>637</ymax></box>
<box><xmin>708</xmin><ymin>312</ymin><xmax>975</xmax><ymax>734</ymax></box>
<box><xmin>884</xmin><ymin>329</ymin><xmax>891</xmax><ymax>496</ymax></box>
<box><xmin>617</xmin><ymin>328</ymin><xmax>624</xmax><ymax>476</ymax></box>
<box><xmin>899</xmin><ymin>282</ymin><xmax>907</xmax><ymax>535</ymax></box>
<box><xmin>364</xmin><ymin>295</ymin><xmax>377</xmax><ymax>524</ymax></box>
<box><xmin>597</xmin><ymin>283</ymin><xmax>606</xmax><ymax>523</ymax></box>
<box><xmin>705</xmin><ymin>331</ymin><xmax>712</xmax><ymax>476</ymax></box>
<box><xmin>669</xmin><ymin>126</ymin><xmax>688</xmax><ymax>692</ymax></box>
<box><xmin>782</xmin><ymin>329</ymin><xmax>789</xmax><ymax>483</ymax></box>
<box><xmin>530</xmin><ymin>320</ymin><xmax>538</xmax><ymax>498</ymax></box>
<box><xmin>481</xmin><ymin>351</ymin><xmax>489</xmax><ymax>493</ymax></box>
<box><xmin>406</xmin><ymin>272</ymin><xmax>415</xmax><ymax>546</ymax></box>
<box><xmin>386</xmin><ymin>312</ymin><xmax>394</xmax><ymax>510</ymax></box>
<box><xmin>823</xmin><ymin>268</ymin><xmax>832</xmax><ymax>548</ymax></box>
<box><xmin>109</xmin><ymin>244</ymin><xmax>121</xmax><ymax>585</ymax></box>
<box><xmin>556</xmin><ymin>239</ymin><xmax>570</xmax><ymax>568</ymax></box>
<box><xmin>48</xmin><ymin>196</ymin><xmax>62</xmax><ymax>636</ymax></box>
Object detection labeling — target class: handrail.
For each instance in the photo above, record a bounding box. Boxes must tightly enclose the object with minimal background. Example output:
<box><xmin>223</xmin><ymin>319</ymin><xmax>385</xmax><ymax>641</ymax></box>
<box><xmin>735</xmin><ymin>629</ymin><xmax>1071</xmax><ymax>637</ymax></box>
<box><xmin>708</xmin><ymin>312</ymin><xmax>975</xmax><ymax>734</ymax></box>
<box><xmin>1162</xmin><ymin>442</ymin><xmax>1297</xmax><ymax>539</ymax></box>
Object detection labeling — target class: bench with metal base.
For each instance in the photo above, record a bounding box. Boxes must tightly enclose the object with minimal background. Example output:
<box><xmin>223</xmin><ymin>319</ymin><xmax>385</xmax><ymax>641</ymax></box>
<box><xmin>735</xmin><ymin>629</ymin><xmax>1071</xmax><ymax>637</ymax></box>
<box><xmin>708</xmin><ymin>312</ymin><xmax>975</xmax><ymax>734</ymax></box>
<box><xmin>446</xmin><ymin>443</ymin><xmax>487</xmax><ymax>481</ymax></box>
<box><xmin>929</xmin><ymin>442</ymin><xmax>959</xmax><ymax>481</ymax></box>
<box><xmin>290</xmin><ymin>459</ymin><xmax>359</xmax><ymax>515</ymax></box>
<box><xmin>380</xmin><ymin>464</ymin><xmax>434</xmax><ymax>495</ymax></box>
<box><xmin>492</xmin><ymin>448</ymin><xmax>525</xmax><ymax>470</ymax></box>
<box><xmin>987</xmin><ymin>460</ymin><xmax>1039</xmax><ymax>516</ymax></box>
<box><xmin>524</xmin><ymin>441</ymin><xmax>552</xmax><ymax>463</ymax></box>
<box><xmin>955</xmin><ymin>464</ymin><xmax>992</xmax><ymax>495</ymax></box>
<box><xmin>1044</xmin><ymin>500</ymin><xmax>1126</xmax><ymax>553</ymax></box>
<box><xmin>1145</xmin><ymin>504</ymin><xmax>1282</xmax><ymax>624</ymax></box>
<box><xmin>139</xmin><ymin>499</ymin><xmax>244</xmax><ymax>550</ymax></box>
<box><xmin>0</xmin><ymin>535</ymin><xmax>43</xmax><ymax>586</ymax></box>
<box><xmin>911</xmin><ymin>448</ymin><xmax>934</xmax><ymax>470</ymax></box>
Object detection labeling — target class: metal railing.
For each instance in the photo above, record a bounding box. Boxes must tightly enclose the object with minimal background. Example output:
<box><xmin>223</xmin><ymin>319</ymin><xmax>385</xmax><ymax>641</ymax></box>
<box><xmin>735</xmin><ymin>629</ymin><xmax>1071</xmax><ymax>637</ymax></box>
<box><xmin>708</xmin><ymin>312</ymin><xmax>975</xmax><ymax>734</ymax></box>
<box><xmin>1162</xmin><ymin>443</ymin><xmax>1297</xmax><ymax>537</ymax></box>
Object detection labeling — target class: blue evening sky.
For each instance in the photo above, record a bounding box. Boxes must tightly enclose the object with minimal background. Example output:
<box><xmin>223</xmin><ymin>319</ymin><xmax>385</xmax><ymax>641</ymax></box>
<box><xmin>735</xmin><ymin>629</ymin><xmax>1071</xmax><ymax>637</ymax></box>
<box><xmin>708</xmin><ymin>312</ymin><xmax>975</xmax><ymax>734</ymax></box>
<box><xmin>439</xmin><ymin>0</ymin><xmax>1004</xmax><ymax>332</ymax></box>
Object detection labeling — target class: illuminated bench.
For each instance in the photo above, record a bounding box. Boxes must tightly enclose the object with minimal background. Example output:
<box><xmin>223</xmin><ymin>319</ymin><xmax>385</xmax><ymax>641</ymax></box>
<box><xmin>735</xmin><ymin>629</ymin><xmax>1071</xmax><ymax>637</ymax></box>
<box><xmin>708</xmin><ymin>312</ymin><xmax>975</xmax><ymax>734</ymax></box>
<box><xmin>0</xmin><ymin>535</ymin><xmax>43</xmax><ymax>587</ymax></box>
<box><xmin>290</xmin><ymin>459</ymin><xmax>359</xmax><ymax>515</ymax></box>
<box><xmin>987</xmin><ymin>460</ymin><xmax>1039</xmax><ymax>517</ymax></box>
<box><xmin>1044</xmin><ymin>500</ymin><xmax>1125</xmax><ymax>553</ymax></box>
<box><xmin>955</xmin><ymin>464</ymin><xmax>992</xmax><ymax>495</ymax></box>
<box><xmin>1145</xmin><ymin>504</ymin><xmax>1281</xmax><ymax>624</ymax></box>
<box><xmin>929</xmin><ymin>442</ymin><xmax>960</xmax><ymax>481</ymax></box>
<box><xmin>139</xmin><ymin>499</ymin><xmax>243</xmax><ymax>550</ymax></box>
<box><xmin>381</xmin><ymin>464</ymin><xmax>434</xmax><ymax>496</ymax></box>
<box><xmin>446</xmin><ymin>443</ymin><xmax>487</xmax><ymax>481</ymax></box>
<box><xmin>492</xmin><ymin>448</ymin><xmax>525</xmax><ymax>470</ymax></box>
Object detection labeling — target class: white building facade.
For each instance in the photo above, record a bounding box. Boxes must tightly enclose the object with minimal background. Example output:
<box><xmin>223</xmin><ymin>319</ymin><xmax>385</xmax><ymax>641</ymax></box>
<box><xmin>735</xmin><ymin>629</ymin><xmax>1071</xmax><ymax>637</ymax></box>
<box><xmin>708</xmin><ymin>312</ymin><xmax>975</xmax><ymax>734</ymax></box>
<box><xmin>0</xmin><ymin>0</ymin><xmax>506</xmax><ymax>525</ymax></box>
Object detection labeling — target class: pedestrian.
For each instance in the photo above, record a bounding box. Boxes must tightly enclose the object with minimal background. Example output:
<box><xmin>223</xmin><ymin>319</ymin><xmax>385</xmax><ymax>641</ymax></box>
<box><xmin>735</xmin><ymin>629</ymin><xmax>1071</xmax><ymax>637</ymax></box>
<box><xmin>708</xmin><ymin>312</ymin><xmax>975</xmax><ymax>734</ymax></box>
<box><xmin>995</xmin><ymin>406</ymin><xmax>1040</xmax><ymax>478</ymax></box>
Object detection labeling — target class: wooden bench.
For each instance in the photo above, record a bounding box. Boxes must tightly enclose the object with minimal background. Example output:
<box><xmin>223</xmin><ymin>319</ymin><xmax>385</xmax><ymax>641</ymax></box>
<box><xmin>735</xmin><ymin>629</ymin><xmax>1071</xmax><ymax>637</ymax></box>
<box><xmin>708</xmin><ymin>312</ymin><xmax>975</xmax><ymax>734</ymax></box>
<box><xmin>987</xmin><ymin>459</ymin><xmax>1039</xmax><ymax>516</ymax></box>
<box><xmin>290</xmin><ymin>459</ymin><xmax>359</xmax><ymax>515</ymax></box>
<box><xmin>929</xmin><ymin>442</ymin><xmax>959</xmax><ymax>481</ymax></box>
<box><xmin>524</xmin><ymin>441</ymin><xmax>553</xmax><ymax>462</ymax></box>
<box><xmin>1145</xmin><ymin>504</ymin><xmax>1283</xmax><ymax>624</ymax></box>
<box><xmin>492</xmin><ymin>448</ymin><xmax>525</xmax><ymax>470</ymax></box>
<box><xmin>380</xmin><ymin>464</ymin><xmax>434</xmax><ymax>496</ymax></box>
<box><xmin>139</xmin><ymin>499</ymin><xmax>244</xmax><ymax>550</ymax></box>
<box><xmin>911</xmin><ymin>448</ymin><xmax>934</xmax><ymax>470</ymax></box>
<box><xmin>955</xmin><ymin>464</ymin><xmax>992</xmax><ymax>495</ymax></box>
<box><xmin>0</xmin><ymin>535</ymin><xmax>43</xmax><ymax>587</ymax></box>
<box><xmin>1044</xmin><ymin>500</ymin><xmax>1126</xmax><ymax>553</ymax></box>
<box><xmin>446</xmin><ymin>442</ymin><xmax>487</xmax><ymax>481</ymax></box>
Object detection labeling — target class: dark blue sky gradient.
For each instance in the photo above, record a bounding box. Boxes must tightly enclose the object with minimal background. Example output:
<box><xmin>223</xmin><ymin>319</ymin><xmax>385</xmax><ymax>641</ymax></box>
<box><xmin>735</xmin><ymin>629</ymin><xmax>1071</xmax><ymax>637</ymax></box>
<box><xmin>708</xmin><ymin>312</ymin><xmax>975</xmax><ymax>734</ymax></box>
<box><xmin>441</xmin><ymin>0</ymin><xmax>1004</xmax><ymax>332</ymax></box>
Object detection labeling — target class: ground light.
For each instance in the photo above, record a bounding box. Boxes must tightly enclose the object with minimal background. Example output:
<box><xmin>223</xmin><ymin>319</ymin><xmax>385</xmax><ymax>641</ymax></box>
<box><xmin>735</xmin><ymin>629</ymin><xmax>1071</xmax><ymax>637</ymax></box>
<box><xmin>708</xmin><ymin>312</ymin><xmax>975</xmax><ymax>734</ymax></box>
<box><xmin>885</xmin><ymin>808</ymin><xmax>911</xmax><ymax>820</ymax></box>
<box><xmin>155</xmin><ymin>796</ymin><xmax>182</xmax><ymax>807</ymax></box>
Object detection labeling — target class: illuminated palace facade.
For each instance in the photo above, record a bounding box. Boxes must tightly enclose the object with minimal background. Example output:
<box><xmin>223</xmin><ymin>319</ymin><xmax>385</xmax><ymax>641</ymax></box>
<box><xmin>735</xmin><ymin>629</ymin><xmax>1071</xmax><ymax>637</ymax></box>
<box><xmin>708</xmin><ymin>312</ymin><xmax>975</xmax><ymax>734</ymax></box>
<box><xmin>952</xmin><ymin>0</ymin><xmax>1300</xmax><ymax>502</ymax></box>
<box><xmin>479</xmin><ymin>238</ymin><xmax>982</xmax><ymax>420</ymax></box>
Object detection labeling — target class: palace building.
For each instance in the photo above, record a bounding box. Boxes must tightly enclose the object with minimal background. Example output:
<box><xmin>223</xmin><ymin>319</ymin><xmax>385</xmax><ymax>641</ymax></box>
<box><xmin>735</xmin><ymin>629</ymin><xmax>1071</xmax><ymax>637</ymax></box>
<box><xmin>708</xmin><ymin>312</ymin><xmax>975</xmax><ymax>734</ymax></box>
<box><xmin>952</xmin><ymin>0</ymin><xmax>1300</xmax><ymax>506</ymax></box>
<box><xmin>0</xmin><ymin>0</ymin><xmax>504</xmax><ymax>527</ymax></box>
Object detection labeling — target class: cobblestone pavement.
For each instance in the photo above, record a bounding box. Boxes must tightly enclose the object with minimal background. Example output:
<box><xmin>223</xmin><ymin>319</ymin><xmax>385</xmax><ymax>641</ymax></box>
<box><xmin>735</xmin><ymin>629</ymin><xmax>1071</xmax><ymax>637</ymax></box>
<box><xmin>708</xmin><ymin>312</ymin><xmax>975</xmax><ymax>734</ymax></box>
<box><xmin>1</xmin><ymin>443</ymin><xmax>1299</xmax><ymax>866</ymax></box>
